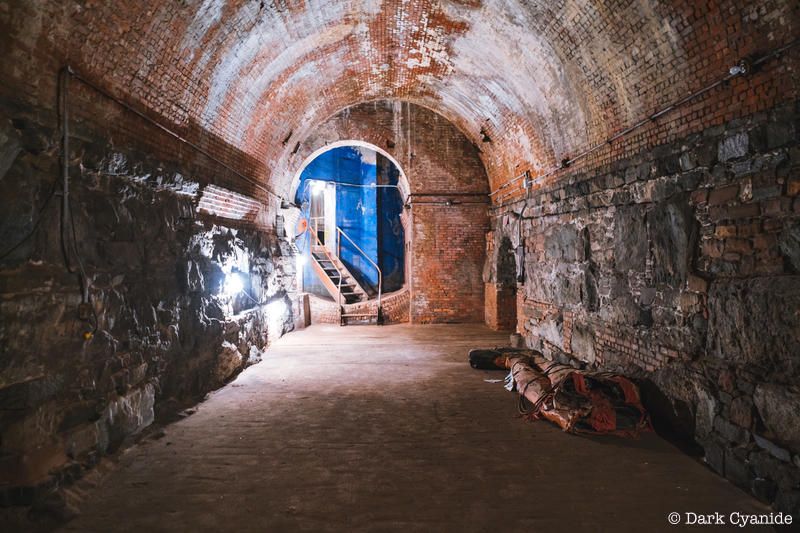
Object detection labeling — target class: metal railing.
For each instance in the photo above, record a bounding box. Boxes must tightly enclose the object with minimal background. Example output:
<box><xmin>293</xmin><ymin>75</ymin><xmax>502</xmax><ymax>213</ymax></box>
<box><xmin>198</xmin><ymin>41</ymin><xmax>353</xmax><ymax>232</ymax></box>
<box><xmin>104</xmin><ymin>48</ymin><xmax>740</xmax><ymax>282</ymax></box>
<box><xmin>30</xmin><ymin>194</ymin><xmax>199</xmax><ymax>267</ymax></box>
<box><xmin>337</xmin><ymin>227</ymin><xmax>382</xmax><ymax>313</ymax></box>
<box><xmin>310</xmin><ymin>221</ymin><xmax>343</xmax><ymax>308</ymax></box>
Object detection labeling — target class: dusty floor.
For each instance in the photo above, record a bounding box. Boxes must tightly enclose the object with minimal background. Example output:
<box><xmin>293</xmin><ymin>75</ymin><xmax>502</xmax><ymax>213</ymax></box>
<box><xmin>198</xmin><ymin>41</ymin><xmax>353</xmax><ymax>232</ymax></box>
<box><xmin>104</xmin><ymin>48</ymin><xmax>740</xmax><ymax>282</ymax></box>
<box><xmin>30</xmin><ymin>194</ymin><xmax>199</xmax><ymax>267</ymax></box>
<box><xmin>62</xmin><ymin>324</ymin><xmax>767</xmax><ymax>532</ymax></box>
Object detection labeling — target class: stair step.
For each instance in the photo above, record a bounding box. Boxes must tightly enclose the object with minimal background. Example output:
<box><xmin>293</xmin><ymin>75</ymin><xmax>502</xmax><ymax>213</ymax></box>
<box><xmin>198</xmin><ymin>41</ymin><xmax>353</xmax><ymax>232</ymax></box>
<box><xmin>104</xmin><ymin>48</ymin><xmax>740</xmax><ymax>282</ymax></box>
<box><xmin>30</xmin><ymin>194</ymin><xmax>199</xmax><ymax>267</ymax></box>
<box><xmin>341</xmin><ymin>313</ymin><xmax>376</xmax><ymax>318</ymax></box>
<box><xmin>308</xmin><ymin>248</ymin><xmax>371</xmax><ymax>306</ymax></box>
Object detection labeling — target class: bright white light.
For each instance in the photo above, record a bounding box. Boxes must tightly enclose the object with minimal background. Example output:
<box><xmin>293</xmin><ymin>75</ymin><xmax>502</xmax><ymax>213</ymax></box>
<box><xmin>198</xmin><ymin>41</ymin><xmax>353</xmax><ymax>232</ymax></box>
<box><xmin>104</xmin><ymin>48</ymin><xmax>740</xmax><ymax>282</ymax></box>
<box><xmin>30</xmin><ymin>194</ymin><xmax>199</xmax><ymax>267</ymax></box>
<box><xmin>223</xmin><ymin>272</ymin><xmax>244</xmax><ymax>297</ymax></box>
<box><xmin>266</xmin><ymin>299</ymin><xmax>289</xmax><ymax>341</ymax></box>
<box><xmin>296</xmin><ymin>254</ymin><xmax>307</xmax><ymax>267</ymax></box>
<box><xmin>310</xmin><ymin>180</ymin><xmax>326</xmax><ymax>196</ymax></box>
<box><xmin>267</xmin><ymin>299</ymin><xmax>287</xmax><ymax>317</ymax></box>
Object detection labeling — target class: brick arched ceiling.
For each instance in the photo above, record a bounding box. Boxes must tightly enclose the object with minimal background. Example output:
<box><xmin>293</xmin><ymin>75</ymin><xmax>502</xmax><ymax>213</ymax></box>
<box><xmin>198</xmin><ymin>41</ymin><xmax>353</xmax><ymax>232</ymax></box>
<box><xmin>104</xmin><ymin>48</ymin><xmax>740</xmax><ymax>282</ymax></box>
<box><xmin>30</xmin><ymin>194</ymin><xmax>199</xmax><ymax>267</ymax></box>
<box><xmin>5</xmin><ymin>0</ymin><xmax>798</xmax><ymax>199</ymax></box>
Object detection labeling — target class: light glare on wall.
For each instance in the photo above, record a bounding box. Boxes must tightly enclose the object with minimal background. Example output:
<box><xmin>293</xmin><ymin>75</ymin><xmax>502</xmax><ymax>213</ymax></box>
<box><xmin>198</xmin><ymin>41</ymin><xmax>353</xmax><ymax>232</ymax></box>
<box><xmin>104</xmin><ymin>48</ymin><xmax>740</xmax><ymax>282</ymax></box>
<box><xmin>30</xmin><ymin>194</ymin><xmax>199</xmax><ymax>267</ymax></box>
<box><xmin>267</xmin><ymin>299</ymin><xmax>287</xmax><ymax>317</ymax></box>
<box><xmin>223</xmin><ymin>272</ymin><xmax>245</xmax><ymax>297</ymax></box>
<box><xmin>310</xmin><ymin>180</ymin><xmax>326</xmax><ymax>195</ymax></box>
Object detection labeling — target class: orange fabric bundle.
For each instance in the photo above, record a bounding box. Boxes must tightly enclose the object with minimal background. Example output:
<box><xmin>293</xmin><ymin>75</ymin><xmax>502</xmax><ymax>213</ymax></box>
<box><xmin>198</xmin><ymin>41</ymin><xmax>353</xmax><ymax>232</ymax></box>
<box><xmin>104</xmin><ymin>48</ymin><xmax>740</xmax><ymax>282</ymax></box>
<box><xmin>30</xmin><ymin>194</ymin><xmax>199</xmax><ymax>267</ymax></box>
<box><xmin>495</xmin><ymin>349</ymin><xmax>651</xmax><ymax>437</ymax></box>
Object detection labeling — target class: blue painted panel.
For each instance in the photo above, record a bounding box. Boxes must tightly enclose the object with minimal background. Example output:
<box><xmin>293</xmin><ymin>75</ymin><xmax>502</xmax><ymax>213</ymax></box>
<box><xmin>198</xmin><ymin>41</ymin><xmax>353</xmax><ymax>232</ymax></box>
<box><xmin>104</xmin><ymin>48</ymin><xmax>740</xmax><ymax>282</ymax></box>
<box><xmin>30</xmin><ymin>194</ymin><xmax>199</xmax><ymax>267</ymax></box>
<box><xmin>377</xmin><ymin>154</ymin><xmax>404</xmax><ymax>293</ymax></box>
<box><xmin>295</xmin><ymin>146</ymin><xmax>404</xmax><ymax>298</ymax></box>
<box><xmin>336</xmin><ymin>156</ymin><xmax>379</xmax><ymax>290</ymax></box>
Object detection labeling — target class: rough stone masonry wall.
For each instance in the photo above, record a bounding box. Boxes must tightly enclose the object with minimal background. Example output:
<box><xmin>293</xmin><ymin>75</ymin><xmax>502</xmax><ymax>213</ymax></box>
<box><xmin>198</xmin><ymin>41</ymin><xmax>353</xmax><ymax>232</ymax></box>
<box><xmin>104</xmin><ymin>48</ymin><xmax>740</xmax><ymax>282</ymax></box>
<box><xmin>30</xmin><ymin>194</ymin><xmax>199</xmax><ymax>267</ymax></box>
<box><xmin>0</xmin><ymin>96</ymin><xmax>295</xmax><ymax>504</ymax></box>
<box><xmin>488</xmin><ymin>101</ymin><xmax>800</xmax><ymax>514</ymax></box>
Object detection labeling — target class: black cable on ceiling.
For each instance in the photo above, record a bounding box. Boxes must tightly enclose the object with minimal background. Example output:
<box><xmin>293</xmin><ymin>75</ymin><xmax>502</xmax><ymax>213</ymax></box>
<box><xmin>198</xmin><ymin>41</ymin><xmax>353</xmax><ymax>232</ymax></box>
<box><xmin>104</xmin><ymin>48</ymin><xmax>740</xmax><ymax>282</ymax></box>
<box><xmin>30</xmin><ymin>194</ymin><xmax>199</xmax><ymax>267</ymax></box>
<box><xmin>491</xmin><ymin>37</ymin><xmax>800</xmax><ymax>208</ymax></box>
<box><xmin>63</xmin><ymin>66</ymin><xmax>283</xmax><ymax>203</ymax></box>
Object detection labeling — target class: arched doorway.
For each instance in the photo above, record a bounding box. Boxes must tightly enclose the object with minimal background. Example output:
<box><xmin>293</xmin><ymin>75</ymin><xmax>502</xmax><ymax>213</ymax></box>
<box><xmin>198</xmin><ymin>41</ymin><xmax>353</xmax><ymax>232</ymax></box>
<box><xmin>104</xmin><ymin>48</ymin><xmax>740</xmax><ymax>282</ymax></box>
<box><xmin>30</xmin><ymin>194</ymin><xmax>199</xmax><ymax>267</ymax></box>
<box><xmin>290</xmin><ymin>143</ymin><xmax>407</xmax><ymax>319</ymax></box>
<box><xmin>287</xmin><ymin>101</ymin><xmax>490</xmax><ymax>325</ymax></box>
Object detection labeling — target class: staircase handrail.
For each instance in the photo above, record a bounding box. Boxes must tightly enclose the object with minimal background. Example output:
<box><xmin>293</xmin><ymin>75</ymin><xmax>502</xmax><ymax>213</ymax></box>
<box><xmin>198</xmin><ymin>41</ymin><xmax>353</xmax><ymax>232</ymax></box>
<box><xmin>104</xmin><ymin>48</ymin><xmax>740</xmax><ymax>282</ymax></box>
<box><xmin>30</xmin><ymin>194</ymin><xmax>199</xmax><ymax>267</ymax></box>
<box><xmin>310</xmin><ymin>226</ymin><xmax>343</xmax><ymax>308</ymax></box>
<box><xmin>336</xmin><ymin>226</ymin><xmax>382</xmax><ymax>312</ymax></box>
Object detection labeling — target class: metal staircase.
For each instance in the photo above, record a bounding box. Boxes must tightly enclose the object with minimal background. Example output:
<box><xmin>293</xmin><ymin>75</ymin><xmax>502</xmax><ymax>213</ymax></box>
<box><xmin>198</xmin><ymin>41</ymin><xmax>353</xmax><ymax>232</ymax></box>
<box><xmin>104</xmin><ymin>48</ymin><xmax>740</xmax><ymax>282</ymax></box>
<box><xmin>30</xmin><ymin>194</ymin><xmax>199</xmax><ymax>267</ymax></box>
<box><xmin>307</xmin><ymin>224</ymin><xmax>383</xmax><ymax>325</ymax></box>
<box><xmin>310</xmin><ymin>248</ymin><xmax>369</xmax><ymax>304</ymax></box>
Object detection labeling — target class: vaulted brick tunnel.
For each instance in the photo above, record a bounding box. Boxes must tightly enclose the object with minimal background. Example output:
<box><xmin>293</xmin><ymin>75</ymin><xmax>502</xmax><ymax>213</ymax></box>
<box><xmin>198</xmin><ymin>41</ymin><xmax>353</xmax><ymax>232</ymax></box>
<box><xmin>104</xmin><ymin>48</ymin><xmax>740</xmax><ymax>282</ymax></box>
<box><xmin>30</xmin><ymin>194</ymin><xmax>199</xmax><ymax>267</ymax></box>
<box><xmin>1</xmin><ymin>1</ymin><xmax>799</xmax><ymax>530</ymax></box>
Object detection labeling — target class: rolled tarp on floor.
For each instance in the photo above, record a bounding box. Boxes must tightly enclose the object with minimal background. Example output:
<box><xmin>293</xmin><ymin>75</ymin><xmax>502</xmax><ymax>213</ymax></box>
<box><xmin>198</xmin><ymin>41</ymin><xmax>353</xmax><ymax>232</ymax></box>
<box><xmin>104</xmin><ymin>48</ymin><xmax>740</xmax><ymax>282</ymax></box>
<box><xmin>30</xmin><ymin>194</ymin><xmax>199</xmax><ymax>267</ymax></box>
<box><xmin>470</xmin><ymin>348</ymin><xmax>651</xmax><ymax>437</ymax></box>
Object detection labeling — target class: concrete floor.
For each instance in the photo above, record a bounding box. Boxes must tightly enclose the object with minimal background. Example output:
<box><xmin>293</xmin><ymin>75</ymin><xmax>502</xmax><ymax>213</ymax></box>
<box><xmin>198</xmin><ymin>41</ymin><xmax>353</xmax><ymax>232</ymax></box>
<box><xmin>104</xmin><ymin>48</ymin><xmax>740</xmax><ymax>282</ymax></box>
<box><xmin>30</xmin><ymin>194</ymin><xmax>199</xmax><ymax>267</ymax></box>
<box><xmin>63</xmin><ymin>324</ymin><xmax>767</xmax><ymax>532</ymax></box>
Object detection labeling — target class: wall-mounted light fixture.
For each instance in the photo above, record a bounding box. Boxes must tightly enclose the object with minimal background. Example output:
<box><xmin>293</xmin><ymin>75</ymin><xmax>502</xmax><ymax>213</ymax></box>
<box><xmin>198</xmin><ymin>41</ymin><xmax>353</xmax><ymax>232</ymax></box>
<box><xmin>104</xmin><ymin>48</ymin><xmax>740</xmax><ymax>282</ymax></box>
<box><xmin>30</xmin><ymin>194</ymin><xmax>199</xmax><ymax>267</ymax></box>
<box><xmin>729</xmin><ymin>59</ymin><xmax>751</xmax><ymax>77</ymax></box>
<box><xmin>521</xmin><ymin>170</ymin><xmax>532</xmax><ymax>189</ymax></box>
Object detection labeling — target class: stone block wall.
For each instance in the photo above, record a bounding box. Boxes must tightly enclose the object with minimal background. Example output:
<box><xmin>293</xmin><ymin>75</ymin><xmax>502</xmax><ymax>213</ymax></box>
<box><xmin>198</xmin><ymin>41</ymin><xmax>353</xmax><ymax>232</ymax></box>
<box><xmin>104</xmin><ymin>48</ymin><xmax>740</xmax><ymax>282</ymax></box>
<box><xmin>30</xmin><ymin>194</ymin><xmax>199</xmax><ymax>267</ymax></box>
<box><xmin>0</xmin><ymin>98</ymin><xmax>295</xmax><ymax>503</ymax></box>
<box><xmin>488</xmin><ymin>102</ymin><xmax>800</xmax><ymax>513</ymax></box>
<box><xmin>484</xmin><ymin>215</ymin><xmax>521</xmax><ymax>330</ymax></box>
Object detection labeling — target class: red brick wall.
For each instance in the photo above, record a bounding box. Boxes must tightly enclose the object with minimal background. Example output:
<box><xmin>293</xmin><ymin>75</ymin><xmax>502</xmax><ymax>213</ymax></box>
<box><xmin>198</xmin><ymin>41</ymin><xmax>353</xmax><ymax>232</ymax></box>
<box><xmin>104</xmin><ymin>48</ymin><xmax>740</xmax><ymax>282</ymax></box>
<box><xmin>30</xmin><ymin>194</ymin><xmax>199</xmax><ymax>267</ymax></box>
<box><xmin>295</xmin><ymin>101</ymin><xmax>488</xmax><ymax>197</ymax></box>
<box><xmin>490</xmin><ymin>9</ymin><xmax>800</xmax><ymax>204</ymax></box>
<box><xmin>408</xmin><ymin>203</ymin><xmax>487</xmax><ymax>323</ymax></box>
<box><xmin>484</xmin><ymin>283</ymin><xmax>516</xmax><ymax>331</ymax></box>
<box><xmin>309</xmin><ymin>289</ymin><xmax>410</xmax><ymax>325</ymax></box>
